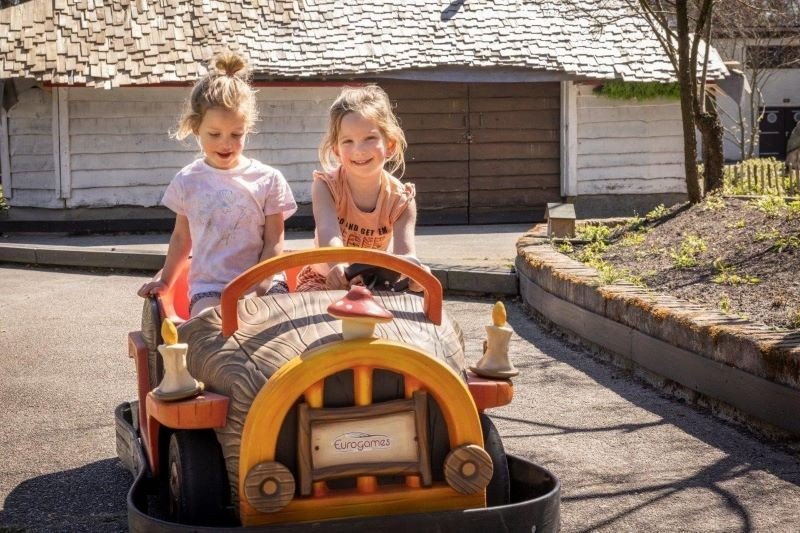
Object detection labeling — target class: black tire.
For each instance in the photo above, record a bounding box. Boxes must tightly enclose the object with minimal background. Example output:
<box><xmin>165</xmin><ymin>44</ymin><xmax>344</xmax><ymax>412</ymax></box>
<box><xmin>479</xmin><ymin>413</ymin><xmax>511</xmax><ymax>507</ymax></box>
<box><xmin>167</xmin><ymin>430</ymin><xmax>230</xmax><ymax>525</ymax></box>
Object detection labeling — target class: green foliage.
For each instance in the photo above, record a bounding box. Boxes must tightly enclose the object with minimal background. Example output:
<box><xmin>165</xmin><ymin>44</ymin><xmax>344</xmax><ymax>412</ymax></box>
<box><xmin>727</xmin><ymin>219</ymin><xmax>746</xmax><ymax>229</ymax></box>
<box><xmin>594</xmin><ymin>261</ymin><xmax>624</xmax><ymax>284</ymax></box>
<box><xmin>789</xmin><ymin>309</ymin><xmax>800</xmax><ymax>329</ymax></box>
<box><xmin>669</xmin><ymin>235</ymin><xmax>707</xmax><ymax>268</ymax></box>
<box><xmin>754</xmin><ymin>228</ymin><xmax>780</xmax><ymax>242</ymax></box>
<box><xmin>623</xmin><ymin>214</ymin><xmax>647</xmax><ymax>233</ymax></box>
<box><xmin>576</xmin><ymin>223</ymin><xmax>612</xmax><ymax>243</ymax></box>
<box><xmin>557</xmin><ymin>241</ymin><xmax>574</xmax><ymax>254</ymax></box>
<box><xmin>750</xmin><ymin>195</ymin><xmax>787</xmax><ymax>217</ymax></box>
<box><xmin>752</xmin><ymin>227</ymin><xmax>800</xmax><ymax>252</ymax></box>
<box><xmin>702</xmin><ymin>194</ymin><xmax>726</xmax><ymax>211</ymax></box>
<box><xmin>576</xmin><ymin>241</ymin><xmax>607</xmax><ymax>263</ymax></box>
<box><xmin>594</xmin><ymin>80</ymin><xmax>681</xmax><ymax>101</ymax></box>
<box><xmin>0</xmin><ymin>185</ymin><xmax>7</xmax><ymax>210</ymax></box>
<box><xmin>773</xmin><ymin>234</ymin><xmax>800</xmax><ymax>252</ymax></box>
<box><xmin>719</xmin><ymin>294</ymin><xmax>731</xmax><ymax>314</ymax></box>
<box><xmin>723</xmin><ymin>158</ymin><xmax>799</xmax><ymax>196</ymax></box>
<box><xmin>620</xmin><ymin>232</ymin><xmax>646</xmax><ymax>247</ymax></box>
<box><xmin>711</xmin><ymin>260</ymin><xmax>761</xmax><ymax>286</ymax></box>
<box><xmin>645</xmin><ymin>204</ymin><xmax>668</xmax><ymax>222</ymax></box>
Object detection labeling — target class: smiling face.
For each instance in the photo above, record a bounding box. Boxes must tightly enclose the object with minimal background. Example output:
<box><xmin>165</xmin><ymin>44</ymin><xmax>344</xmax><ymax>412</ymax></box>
<box><xmin>334</xmin><ymin>112</ymin><xmax>394</xmax><ymax>182</ymax></box>
<box><xmin>197</xmin><ymin>107</ymin><xmax>248</xmax><ymax>170</ymax></box>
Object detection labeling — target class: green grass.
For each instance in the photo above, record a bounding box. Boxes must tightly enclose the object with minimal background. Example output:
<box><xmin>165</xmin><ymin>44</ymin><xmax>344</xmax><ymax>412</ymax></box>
<box><xmin>711</xmin><ymin>260</ymin><xmax>761</xmax><ymax>286</ymax></box>
<box><xmin>669</xmin><ymin>235</ymin><xmax>707</xmax><ymax>268</ymax></box>
<box><xmin>645</xmin><ymin>204</ymin><xmax>668</xmax><ymax>222</ymax></box>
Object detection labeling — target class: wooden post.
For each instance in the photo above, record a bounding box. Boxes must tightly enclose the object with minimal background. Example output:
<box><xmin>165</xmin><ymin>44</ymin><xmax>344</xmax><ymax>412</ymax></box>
<box><xmin>746</xmin><ymin>165</ymin><xmax>750</xmax><ymax>191</ymax></box>
<box><xmin>57</xmin><ymin>87</ymin><xmax>71</xmax><ymax>200</ymax></box>
<box><xmin>0</xmin><ymin>106</ymin><xmax>10</xmax><ymax>199</ymax></box>
<box><xmin>559</xmin><ymin>81</ymin><xmax>578</xmax><ymax>198</ymax></box>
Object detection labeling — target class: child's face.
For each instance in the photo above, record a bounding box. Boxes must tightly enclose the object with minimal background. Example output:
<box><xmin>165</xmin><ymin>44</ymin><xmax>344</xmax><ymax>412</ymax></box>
<box><xmin>197</xmin><ymin>107</ymin><xmax>248</xmax><ymax>170</ymax></box>
<box><xmin>334</xmin><ymin>112</ymin><xmax>394</xmax><ymax>181</ymax></box>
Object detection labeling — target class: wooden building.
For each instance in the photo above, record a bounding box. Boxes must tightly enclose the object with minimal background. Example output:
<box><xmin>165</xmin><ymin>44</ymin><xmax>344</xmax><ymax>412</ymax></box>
<box><xmin>0</xmin><ymin>0</ymin><xmax>728</xmax><ymax>226</ymax></box>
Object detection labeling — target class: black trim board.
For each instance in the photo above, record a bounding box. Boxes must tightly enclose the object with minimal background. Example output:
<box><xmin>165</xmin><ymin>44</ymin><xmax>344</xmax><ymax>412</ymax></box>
<box><xmin>520</xmin><ymin>275</ymin><xmax>800</xmax><ymax>435</ymax></box>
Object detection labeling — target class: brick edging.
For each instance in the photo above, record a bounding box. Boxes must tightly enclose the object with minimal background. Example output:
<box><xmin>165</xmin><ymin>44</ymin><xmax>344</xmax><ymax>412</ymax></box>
<box><xmin>516</xmin><ymin>226</ymin><xmax>800</xmax><ymax>436</ymax></box>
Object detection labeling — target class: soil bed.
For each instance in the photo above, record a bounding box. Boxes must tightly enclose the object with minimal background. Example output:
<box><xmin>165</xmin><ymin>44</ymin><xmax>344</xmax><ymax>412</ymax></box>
<box><xmin>569</xmin><ymin>196</ymin><xmax>800</xmax><ymax>330</ymax></box>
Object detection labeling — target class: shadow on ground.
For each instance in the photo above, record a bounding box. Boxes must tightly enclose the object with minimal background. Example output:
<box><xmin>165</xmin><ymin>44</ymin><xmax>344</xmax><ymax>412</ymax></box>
<box><xmin>0</xmin><ymin>459</ymin><xmax>130</xmax><ymax>532</ymax></box>
<box><xmin>499</xmin><ymin>299</ymin><xmax>800</xmax><ymax>533</ymax></box>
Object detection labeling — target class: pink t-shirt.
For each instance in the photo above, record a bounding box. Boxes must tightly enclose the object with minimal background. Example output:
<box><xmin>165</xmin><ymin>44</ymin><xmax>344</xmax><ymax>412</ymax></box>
<box><xmin>162</xmin><ymin>157</ymin><xmax>297</xmax><ymax>297</ymax></box>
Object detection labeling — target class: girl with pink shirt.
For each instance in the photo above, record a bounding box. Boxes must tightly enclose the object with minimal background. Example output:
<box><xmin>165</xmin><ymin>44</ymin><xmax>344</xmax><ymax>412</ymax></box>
<box><xmin>138</xmin><ymin>51</ymin><xmax>296</xmax><ymax>316</ymax></box>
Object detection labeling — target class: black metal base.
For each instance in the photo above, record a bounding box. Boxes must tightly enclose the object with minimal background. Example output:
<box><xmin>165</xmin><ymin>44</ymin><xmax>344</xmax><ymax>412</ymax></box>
<box><xmin>116</xmin><ymin>401</ymin><xmax>561</xmax><ymax>532</ymax></box>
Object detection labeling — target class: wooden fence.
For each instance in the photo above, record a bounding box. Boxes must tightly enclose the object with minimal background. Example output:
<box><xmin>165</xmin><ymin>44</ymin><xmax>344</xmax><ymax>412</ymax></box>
<box><xmin>723</xmin><ymin>160</ymin><xmax>800</xmax><ymax>196</ymax></box>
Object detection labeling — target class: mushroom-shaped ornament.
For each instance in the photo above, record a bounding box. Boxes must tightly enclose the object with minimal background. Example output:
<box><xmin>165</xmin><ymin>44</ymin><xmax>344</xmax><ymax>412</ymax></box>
<box><xmin>328</xmin><ymin>286</ymin><xmax>394</xmax><ymax>340</ymax></box>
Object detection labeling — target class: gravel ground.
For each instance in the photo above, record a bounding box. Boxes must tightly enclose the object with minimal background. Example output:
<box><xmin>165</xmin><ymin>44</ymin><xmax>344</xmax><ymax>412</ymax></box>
<box><xmin>1</xmin><ymin>266</ymin><xmax>799</xmax><ymax>532</ymax></box>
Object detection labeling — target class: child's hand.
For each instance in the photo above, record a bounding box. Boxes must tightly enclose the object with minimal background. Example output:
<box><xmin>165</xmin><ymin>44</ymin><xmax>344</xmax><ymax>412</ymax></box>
<box><xmin>138</xmin><ymin>280</ymin><xmax>168</xmax><ymax>298</ymax></box>
<box><xmin>325</xmin><ymin>263</ymin><xmax>350</xmax><ymax>290</ymax></box>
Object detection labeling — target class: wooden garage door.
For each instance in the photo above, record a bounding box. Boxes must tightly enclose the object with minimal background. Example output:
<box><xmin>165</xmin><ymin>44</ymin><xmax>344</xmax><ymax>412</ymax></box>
<box><xmin>382</xmin><ymin>81</ymin><xmax>561</xmax><ymax>224</ymax></box>
<box><xmin>467</xmin><ymin>83</ymin><xmax>561</xmax><ymax>223</ymax></box>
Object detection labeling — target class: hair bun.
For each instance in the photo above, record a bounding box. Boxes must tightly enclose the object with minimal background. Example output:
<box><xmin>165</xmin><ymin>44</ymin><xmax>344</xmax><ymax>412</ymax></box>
<box><xmin>209</xmin><ymin>51</ymin><xmax>249</xmax><ymax>79</ymax></box>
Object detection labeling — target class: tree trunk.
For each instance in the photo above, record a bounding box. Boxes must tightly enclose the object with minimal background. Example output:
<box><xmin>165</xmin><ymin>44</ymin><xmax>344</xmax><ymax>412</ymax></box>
<box><xmin>675</xmin><ymin>0</ymin><xmax>702</xmax><ymax>203</ymax></box>
<box><xmin>698</xmin><ymin>110</ymin><xmax>725</xmax><ymax>193</ymax></box>
<box><xmin>678</xmin><ymin>83</ymin><xmax>702</xmax><ymax>203</ymax></box>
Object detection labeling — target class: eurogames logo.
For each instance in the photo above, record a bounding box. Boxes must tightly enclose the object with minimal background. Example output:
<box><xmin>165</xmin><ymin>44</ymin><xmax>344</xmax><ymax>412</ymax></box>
<box><xmin>332</xmin><ymin>432</ymin><xmax>392</xmax><ymax>453</ymax></box>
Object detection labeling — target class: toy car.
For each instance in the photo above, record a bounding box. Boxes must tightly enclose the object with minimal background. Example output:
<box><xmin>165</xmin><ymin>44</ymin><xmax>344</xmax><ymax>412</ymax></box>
<box><xmin>115</xmin><ymin>248</ymin><xmax>560</xmax><ymax>531</ymax></box>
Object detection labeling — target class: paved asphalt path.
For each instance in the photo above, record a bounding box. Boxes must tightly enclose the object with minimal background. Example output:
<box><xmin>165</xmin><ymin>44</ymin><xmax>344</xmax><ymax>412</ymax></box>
<box><xmin>1</xmin><ymin>265</ymin><xmax>800</xmax><ymax>532</ymax></box>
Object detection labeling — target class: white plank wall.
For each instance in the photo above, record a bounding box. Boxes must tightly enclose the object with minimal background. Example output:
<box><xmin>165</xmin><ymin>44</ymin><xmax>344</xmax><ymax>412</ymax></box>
<box><xmin>575</xmin><ymin>84</ymin><xmax>686</xmax><ymax>195</ymax></box>
<box><xmin>7</xmin><ymin>87</ymin><xmax>62</xmax><ymax>207</ymax></box>
<box><xmin>63</xmin><ymin>86</ymin><xmax>338</xmax><ymax>208</ymax></box>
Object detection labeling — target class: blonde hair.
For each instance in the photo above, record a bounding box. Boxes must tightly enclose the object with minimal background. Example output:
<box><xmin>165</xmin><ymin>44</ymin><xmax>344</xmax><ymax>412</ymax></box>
<box><xmin>319</xmin><ymin>85</ymin><xmax>407</xmax><ymax>176</ymax></box>
<box><xmin>174</xmin><ymin>51</ymin><xmax>258</xmax><ymax>140</ymax></box>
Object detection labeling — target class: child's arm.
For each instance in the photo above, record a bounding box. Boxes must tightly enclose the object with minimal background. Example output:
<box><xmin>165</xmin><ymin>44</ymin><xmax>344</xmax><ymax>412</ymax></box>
<box><xmin>137</xmin><ymin>215</ymin><xmax>192</xmax><ymax>297</ymax></box>
<box><xmin>254</xmin><ymin>213</ymin><xmax>285</xmax><ymax>295</ymax></box>
<box><xmin>392</xmin><ymin>199</ymin><xmax>431</xmax><ymax>292</ymax></box>
<box><xmin>310</xmin><ymin>178</ymin><xmax>349</xmax><ymax>289</ymax></box>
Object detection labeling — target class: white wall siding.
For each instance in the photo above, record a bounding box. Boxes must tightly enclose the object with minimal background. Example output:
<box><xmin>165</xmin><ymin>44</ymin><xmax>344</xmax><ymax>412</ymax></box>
<box><xmin>7</xmin><ymin>86</ymin><xmax>61</xmax><ymax>207</ymax></box>
<box><xmin>67</xmin><ymin>87</ymin><xmax>193</xmax><ymax>207</ymax></box>
<box><xmin>250</xmin><ymin>87</ymin><xmax>340</xmax><ymax>203</ymax></box>
<box><xmin>575</xmin><ymin>84</ymin><xmax>686</xmax><ymax>196</ymax></box>
<box><xmin>63</xmin><ymin>86</ymin><xmax>338</xmax><ymax>208</ymax></box>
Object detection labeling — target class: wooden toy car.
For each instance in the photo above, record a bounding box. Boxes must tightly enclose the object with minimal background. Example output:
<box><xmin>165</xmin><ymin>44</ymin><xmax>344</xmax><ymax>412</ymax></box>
<box><xmin>115</xmin><ymin>248</ymin><xmax>560</xmax><ymax>531</ymax></box>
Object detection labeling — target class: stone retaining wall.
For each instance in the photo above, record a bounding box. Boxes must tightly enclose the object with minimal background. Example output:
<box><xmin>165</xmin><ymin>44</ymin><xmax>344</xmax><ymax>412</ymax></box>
<box><xmin>516</xmin><ymin>225</ymin><xmax>800</xmax><ymax>437</ymax></box>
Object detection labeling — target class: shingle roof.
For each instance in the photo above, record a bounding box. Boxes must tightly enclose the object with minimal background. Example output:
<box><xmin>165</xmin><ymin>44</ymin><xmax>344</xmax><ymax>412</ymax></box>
<box><xmin>0</xmin><ymin>0</ymin><xmax>728</xmax><ymax>88</ymax></box>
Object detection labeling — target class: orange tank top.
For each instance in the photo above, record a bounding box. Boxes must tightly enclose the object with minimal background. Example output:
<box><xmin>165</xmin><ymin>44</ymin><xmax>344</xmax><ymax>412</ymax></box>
<box><xmin>315</xmin><ymin>167</ymin><xmax>416</xmax><ymax>250</ymax></box>
<box><xmin>295</xmin><ymin>168</ymin><xmax>416</xmax><ymax>292</ymax></box>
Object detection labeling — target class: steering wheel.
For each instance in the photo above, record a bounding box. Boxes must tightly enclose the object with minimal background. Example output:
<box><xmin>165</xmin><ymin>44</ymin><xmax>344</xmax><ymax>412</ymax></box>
<box><xmin>344</xmin><ymin>263</ymin><xmax>410</xmax><ymax>292</ymax></box>
<box><xmin>219</xmin><ymin>248</ymin><xmax>442</xmax><ymax>337</ymax></box>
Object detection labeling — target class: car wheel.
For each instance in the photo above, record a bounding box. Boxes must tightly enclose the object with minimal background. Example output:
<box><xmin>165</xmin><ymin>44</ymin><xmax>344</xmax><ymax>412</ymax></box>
<box><xmin>168</xmin><ymin>430</ymin><xmax>230</xmax><ymax>525</ymax></box>
<box><xmin>480</xmin><ymin>413</ymin><xmax>511</xmax><ymax>506</ymax></box>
